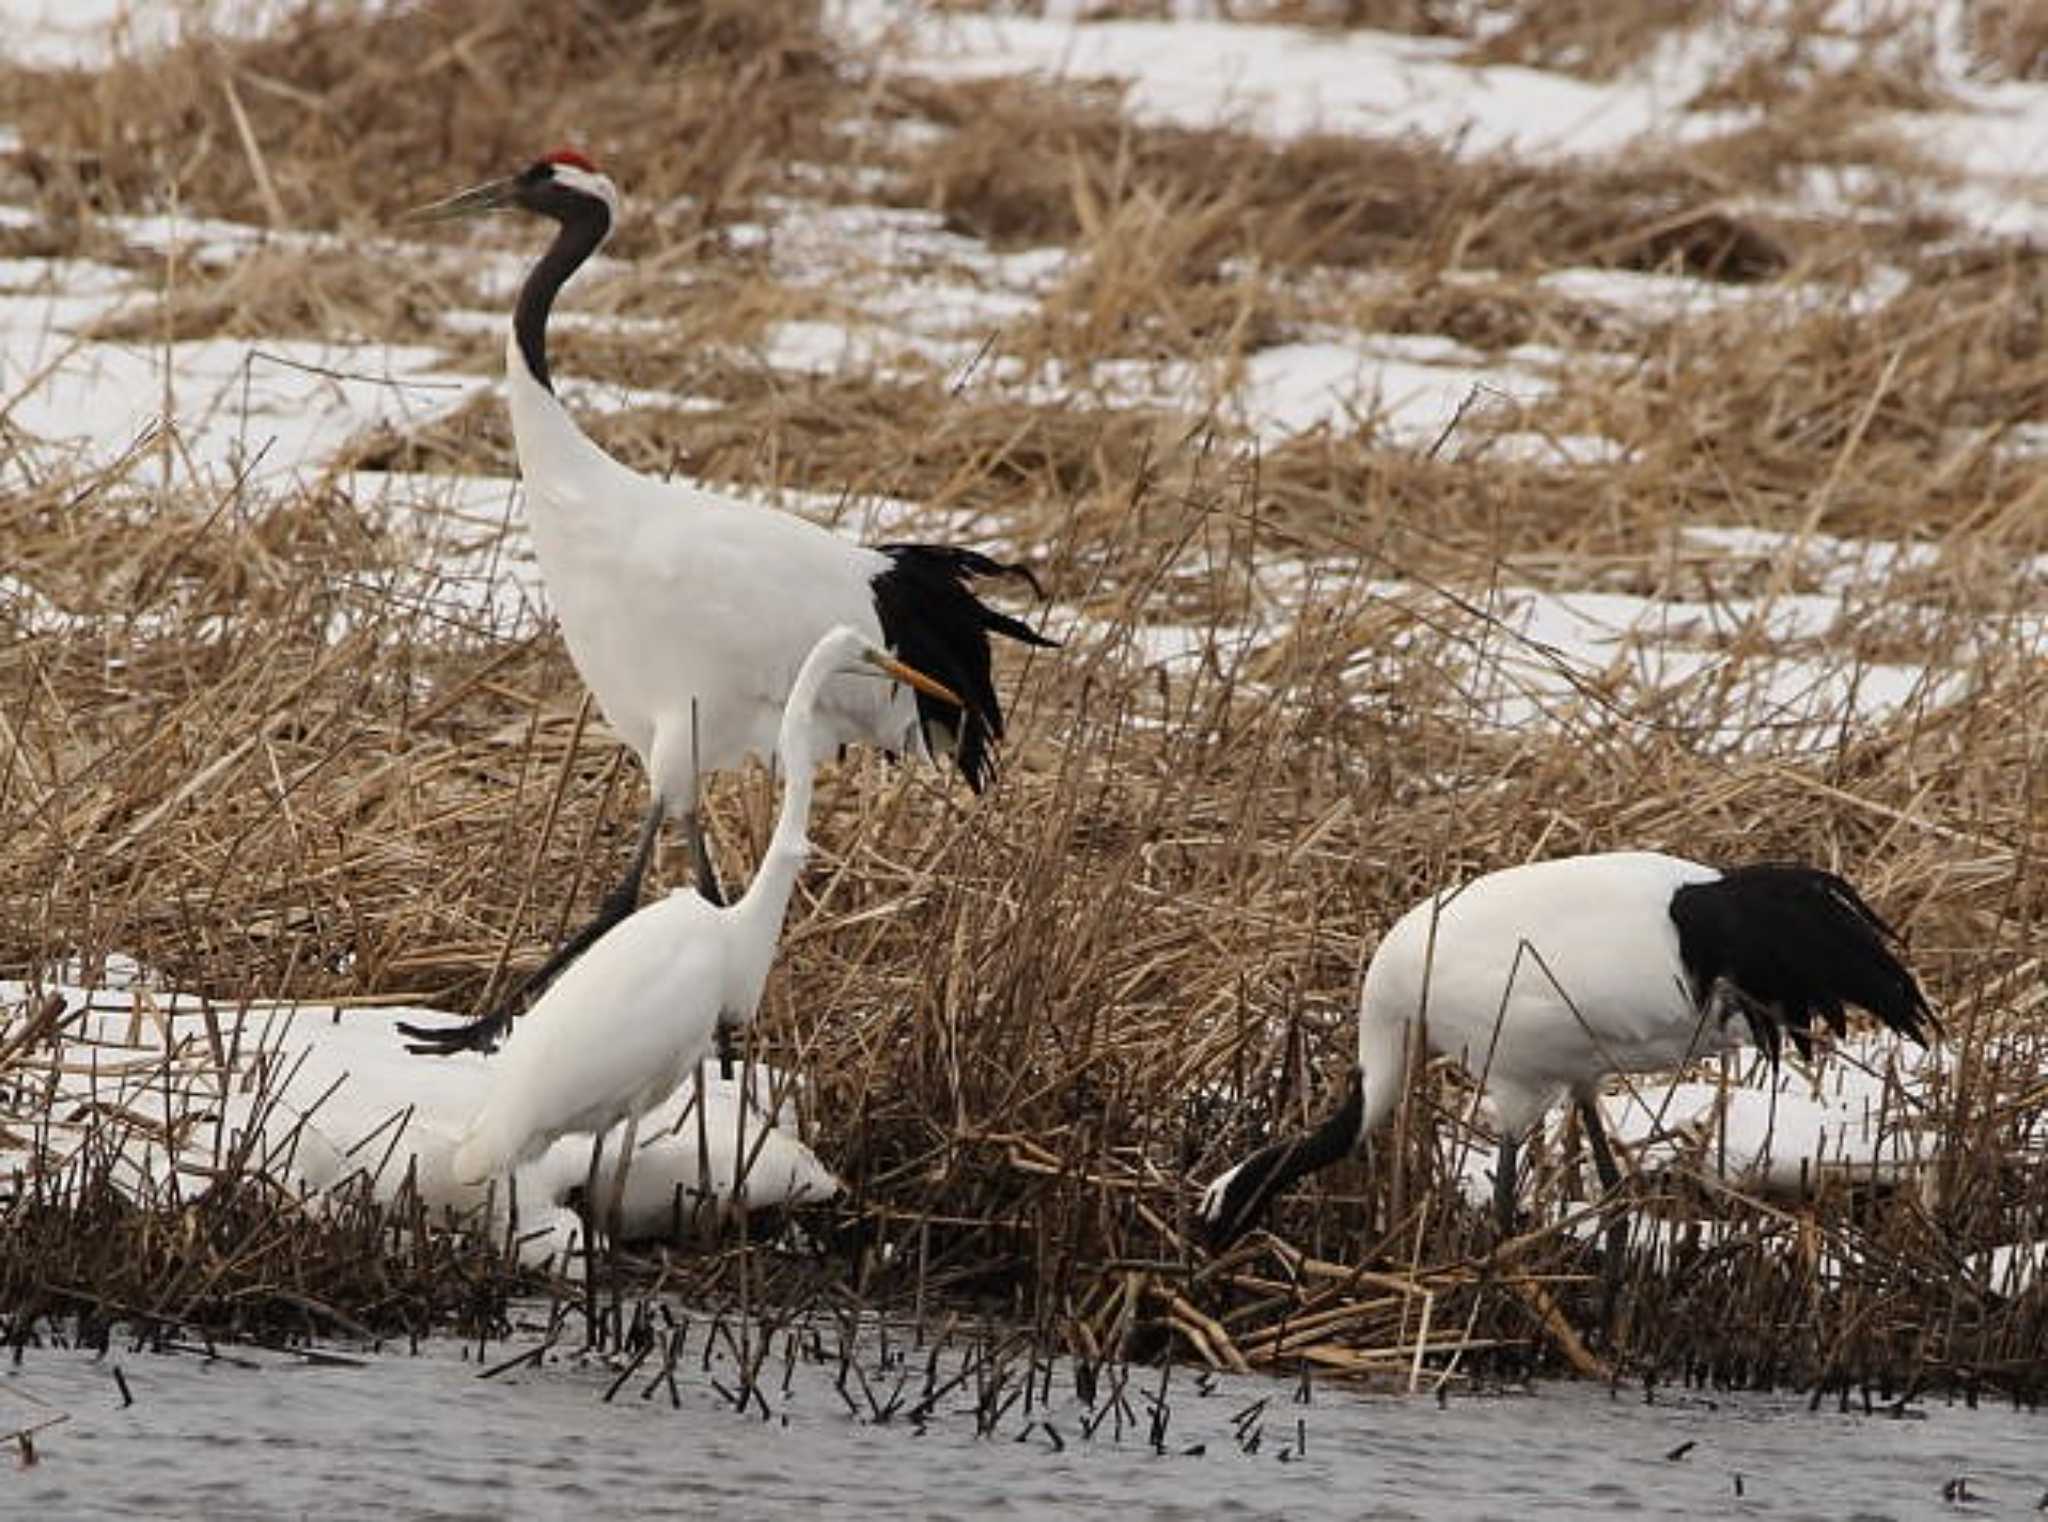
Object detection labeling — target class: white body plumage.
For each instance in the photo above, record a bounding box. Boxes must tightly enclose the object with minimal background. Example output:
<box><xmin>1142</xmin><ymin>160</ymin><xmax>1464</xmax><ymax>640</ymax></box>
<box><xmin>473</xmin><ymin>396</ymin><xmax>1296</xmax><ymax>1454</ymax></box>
<box><xmin>450</xmin><ymin>624</ymin><xmax>962</xmax><ymax>1185</ymax></box>
<box><xmin>1350</xmin><ymin>851</ymin><xmax>1725</xmax><ymax>1142</ymax></box>
<box><xmin>452</xmin><ymin>887</ymin><xmax>756</xmax><ymax>1183</ymax></box>
<box><xmin>505</xmin><ymin>342</ymin><xmax>916</xmax><ymax>796</ymax></box>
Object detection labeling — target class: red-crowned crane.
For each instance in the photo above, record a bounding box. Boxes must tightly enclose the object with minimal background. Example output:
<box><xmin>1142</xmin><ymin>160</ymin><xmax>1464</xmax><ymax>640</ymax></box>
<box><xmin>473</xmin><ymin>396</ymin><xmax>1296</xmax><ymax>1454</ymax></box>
<box><xmin>1199</xmin><ymin>852</ymin><xmax>1934</xmax><ymax>1246</ymax></box>
<box><xmin>398</xmin><ymin>151</ymin><xmax>1053</xmax><ymax>1056</ymax></box>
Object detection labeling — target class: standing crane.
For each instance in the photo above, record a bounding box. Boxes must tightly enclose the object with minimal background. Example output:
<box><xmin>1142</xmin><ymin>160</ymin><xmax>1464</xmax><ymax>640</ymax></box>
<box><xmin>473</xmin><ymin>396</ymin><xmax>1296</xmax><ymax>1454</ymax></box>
<box><xmin>1199</xmin><ymin>851</ymin><xmax>1934</xmax><ymax>1247</ymax></box>
<box><xmin>399</xmin><ymin>151</ymin><xmax>1054</xmax><ymax>1056</ymax></box>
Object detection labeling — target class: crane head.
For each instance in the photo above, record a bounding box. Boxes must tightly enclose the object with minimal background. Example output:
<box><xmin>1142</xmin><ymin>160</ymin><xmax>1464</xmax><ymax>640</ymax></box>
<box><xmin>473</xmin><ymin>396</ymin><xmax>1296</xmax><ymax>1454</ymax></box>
<box><xmin>408</xmin><ymin>149</ymin><xmax>620</xmax><ymax>230</ymax></box>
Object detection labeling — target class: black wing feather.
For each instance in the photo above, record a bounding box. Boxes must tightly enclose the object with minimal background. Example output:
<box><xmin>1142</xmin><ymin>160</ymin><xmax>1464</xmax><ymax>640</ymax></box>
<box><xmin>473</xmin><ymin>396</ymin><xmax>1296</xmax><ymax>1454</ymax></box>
<box><xmin>1669</xmin><ymin>863</ymin><xmax>1935</xmax><ymax>1061</ymax></box>
<box><xmin>869</xmin><ymin>545</ymin><xmax>1058</xmax><ymax>793</ymax></box>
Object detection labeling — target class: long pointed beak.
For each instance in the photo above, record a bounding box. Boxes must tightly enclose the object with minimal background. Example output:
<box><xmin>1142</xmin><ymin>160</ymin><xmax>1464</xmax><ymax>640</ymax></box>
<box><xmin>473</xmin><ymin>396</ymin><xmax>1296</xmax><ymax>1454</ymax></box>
<box><xmin>864</xmin><ymin>649</ymin><xmax>964</xmax><ymax>709</ymax></box>
<box><xmin>405</xmin><ymin>176</ymin><xmax>521</xmax><ymax>225</ymax></box>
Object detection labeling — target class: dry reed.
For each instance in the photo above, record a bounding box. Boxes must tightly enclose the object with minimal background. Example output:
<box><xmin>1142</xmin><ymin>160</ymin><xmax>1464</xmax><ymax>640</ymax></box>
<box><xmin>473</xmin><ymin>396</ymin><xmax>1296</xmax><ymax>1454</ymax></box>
<box><xmin>0</xmin><ymin>0</ymin><xmax>2042</xmax><ymax>1396</ymax></box>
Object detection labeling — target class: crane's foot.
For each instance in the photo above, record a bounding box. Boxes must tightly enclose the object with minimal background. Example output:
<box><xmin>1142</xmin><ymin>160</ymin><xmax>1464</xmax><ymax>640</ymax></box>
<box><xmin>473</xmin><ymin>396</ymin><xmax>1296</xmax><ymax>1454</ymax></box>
<box><xmin>398</xmin><ymin>898</ymin><xmax>632</xmax><ymax>1057</ymax></box>
<box><xmin>396</xmin><ymin>1008</ymin><xmax>513</xmax><ymax>1056</ymax></box>
<box><xmin>398</xmin><ymin>845</ymin><xmax>666</xmax><ymax>1059</ymax></box>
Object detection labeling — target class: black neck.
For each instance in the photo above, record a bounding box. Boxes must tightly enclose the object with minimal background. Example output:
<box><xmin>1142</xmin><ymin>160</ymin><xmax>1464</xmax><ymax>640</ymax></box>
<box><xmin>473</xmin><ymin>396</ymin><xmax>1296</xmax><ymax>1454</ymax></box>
<box><xmin>1205</xmin><ymin>1066</ymin><xmax>1366</xmax><ymax>1249</ymax></box>
<box><xmin>514</xmin><ymin>201</ymin><xmax>609</xmax><ymax>394</ymax></box>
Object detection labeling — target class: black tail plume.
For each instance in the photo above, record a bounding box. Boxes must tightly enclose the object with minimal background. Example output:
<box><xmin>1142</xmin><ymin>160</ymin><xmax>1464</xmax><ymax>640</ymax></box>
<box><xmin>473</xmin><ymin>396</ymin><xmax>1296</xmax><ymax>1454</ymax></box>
<box><xmin>1670</xmin><ymin>864</ymin><xmax>1935</xmax><ymax>1062</ymax></box>
<box><xmin>869</xmin><ymin>545</ymin><xmax>1058</xmax><ymax>793</ymax></box>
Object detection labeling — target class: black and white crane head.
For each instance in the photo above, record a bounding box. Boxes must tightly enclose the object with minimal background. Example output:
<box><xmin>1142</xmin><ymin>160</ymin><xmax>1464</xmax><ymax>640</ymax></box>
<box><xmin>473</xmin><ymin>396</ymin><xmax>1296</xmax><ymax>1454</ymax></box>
<box><xmin>1197</xmin><ymin>851</ymin><xmax>1937</xmax><ymax>1250</ymax></box>
<box><xmin>417</xmin><ymin>148</ymin><xmax>618</xmax><ymax>227</ymax></box>
<box><xmin>401</xmin><ymin>151</ymin><xmax>1056</xmax><ymax>1057</ymax></box>
<box><xmin>415</xmin><ymin>149</ymin><xmax>619</xmax><ymax>394</ymax></box>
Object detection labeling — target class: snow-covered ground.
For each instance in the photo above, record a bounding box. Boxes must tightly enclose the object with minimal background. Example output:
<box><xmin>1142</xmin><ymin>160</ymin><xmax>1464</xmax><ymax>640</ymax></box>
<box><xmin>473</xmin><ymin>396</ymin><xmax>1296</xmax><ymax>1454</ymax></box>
<box><xmin>0</xmin><ymin>0</ymin><xmax>379</xmax><ymax>67</ymax></box>
<box><xmin>6</xmin><ymin>6</ymin><xmax>2040</xmax><ymax>734</ymax></box>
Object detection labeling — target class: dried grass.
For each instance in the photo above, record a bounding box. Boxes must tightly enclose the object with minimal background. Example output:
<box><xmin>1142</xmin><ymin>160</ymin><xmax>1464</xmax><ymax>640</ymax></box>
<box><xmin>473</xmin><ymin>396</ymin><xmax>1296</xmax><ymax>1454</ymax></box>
<box><xmin>1971</xmin><ymin>0</ymin><xmax>2048</xmax><ymax>80</ymax></box>
<box><xmin>1463</xmin><ymin>0</ymin><xmax>1714</xmax><ymax>80</ymax></box>
<box><xmin>890</xmin><ymin>74</ymin><xmax>1807</xmax><ymax>282</ymax></box>
<box><xmin>0</xmin><ymin>996</ymin><xmax>525</xmax><ymax>1345</ymax></box>
<box><xmin>83</xmin><ymin>247</ymin><xmax>474</xmax><ymax>344</ymax></box>
<box><xmin>1531</xmin><ymin>251</ymin><xmax>2048</xmax><ymax>539</ymax></box>
<box><xmin>0</xmin><ymin>0</ymin><xmax>836</xmax><ymax>229</ymax></box>
<box><xmin>0</xmin><ymin>0</ymin><xmax>2043</xmax><ymax>1393</ymax></box>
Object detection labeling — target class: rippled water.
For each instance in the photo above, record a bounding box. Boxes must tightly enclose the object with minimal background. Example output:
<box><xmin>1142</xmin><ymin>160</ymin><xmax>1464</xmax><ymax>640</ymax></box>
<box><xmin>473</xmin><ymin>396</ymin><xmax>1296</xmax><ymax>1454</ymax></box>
<box><xmin>7</xmin><ymin>1320</ymin><xmax>2044</xmax><ymax>1521</ymax></box>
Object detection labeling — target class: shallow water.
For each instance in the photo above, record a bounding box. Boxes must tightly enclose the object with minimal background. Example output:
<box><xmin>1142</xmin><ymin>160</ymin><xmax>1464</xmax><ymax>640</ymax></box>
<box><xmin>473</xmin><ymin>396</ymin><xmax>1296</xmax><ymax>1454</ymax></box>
<box><xmin>6</xmin><ymin>1321</ymin><xmax>2044</xmax><ymax>1521</ymax></box>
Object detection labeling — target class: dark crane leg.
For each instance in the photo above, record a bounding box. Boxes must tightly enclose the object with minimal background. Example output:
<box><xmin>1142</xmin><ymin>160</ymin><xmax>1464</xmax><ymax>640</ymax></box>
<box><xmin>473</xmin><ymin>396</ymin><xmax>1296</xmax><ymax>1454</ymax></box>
<box><xmin>682</xmin><ymin>806</ymin><xmax>725</xmax><ymax>910</ymax></box>
<box><xmin>682</xmin><ymin>808</ymin><xmax>741</xmax><ymax>1079</ymax></box>
<box><xmin>1492</xmin><ymin>1129</ymin><xmax>1521</xmax><ymax>1237</ymax></box>
<box><xmin>399</xmin><ymin>798</ymin><xmax>719</xmax><ymax>1055</ymax></box>
<box><xmin>1578</xmin><ymin>1097</ymin><xmax>1625</xmax><ymax>1197</ymax></box>
<box><xmin>1577</xmin><ymin>1097</ymin><xmax>1631</xmax><ymax>1338</ymax></box>
<box><xmin>582</xmin><ymin>1130</ymin><xmax>606</xmax><ymax>1349</ymax></box>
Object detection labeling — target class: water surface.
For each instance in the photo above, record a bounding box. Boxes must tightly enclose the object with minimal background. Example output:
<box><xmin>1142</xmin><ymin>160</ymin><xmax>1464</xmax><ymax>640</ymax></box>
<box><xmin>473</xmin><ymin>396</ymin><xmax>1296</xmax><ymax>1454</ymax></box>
<box><xmin>6</xmin><ymin>1324</ymin><xmax>2043</xmax><ymax>1520</ymax></box>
